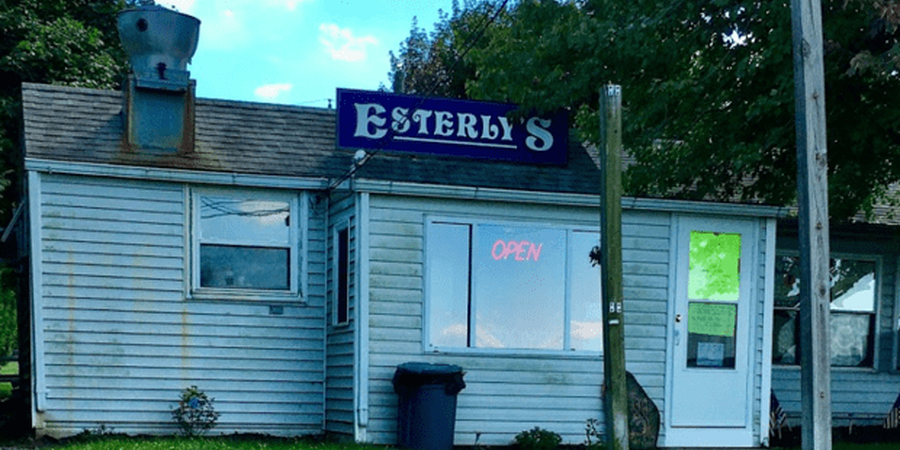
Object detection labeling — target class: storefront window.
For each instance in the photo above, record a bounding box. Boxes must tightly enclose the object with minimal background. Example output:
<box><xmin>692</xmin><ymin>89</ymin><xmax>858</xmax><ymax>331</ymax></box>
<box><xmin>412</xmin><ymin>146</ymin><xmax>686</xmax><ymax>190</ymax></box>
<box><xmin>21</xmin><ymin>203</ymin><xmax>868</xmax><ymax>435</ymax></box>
<box><xmin>772</xmin><ymin>254</ymin><xmax>877</xmax><ymax>367</ymax></box>
<box><xmin>426</xmin><ymin>219</ymin><xmax>601</xmax><ymax>352</ymax></box>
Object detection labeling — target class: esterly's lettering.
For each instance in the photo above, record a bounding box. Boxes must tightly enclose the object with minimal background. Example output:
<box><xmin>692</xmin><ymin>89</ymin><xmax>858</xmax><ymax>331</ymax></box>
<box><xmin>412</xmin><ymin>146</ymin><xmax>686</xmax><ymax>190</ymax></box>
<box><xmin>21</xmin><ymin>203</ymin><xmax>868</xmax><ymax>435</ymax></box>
<box><xmin>352</xmin><ymin>102</ymin><xmax>554</xmax><ymax>152</ymax></box>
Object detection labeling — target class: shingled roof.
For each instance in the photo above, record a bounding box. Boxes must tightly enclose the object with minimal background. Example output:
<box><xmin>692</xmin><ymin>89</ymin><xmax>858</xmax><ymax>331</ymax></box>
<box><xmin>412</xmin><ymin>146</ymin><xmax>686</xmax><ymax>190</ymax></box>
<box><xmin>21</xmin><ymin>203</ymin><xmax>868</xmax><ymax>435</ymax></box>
<box><xmin>21</xmin><ymin>82</ymin><xmax>602</xmax><ymax>196</ymax></box>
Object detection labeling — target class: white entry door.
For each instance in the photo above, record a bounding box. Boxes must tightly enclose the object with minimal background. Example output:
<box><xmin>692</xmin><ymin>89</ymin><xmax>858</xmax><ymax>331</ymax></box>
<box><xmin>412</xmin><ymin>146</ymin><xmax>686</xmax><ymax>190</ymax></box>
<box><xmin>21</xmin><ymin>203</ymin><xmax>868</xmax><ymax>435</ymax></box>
<box><xmin>665</xmin><ymin>216</ymin><xmax>757</xmax><ymax>447</ymax></box>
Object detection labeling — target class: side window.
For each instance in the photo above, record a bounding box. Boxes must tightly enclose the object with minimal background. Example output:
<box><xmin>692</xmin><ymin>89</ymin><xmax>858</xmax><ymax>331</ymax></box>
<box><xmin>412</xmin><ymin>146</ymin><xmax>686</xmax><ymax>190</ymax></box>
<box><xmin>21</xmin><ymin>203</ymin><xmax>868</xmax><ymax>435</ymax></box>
<box><xmin>335</xmin><ymin>227</ymin><xmax>350</xmax><ymax>325</ymax></box>
<box><xmin>773</xmin><ymin>254</ymin><xmax>877</xmax><ymax>367</ymax></box>
<box><xmin>192</xmin><ymin>189</ymin><xmax>300</xmax><ymax>296</ymax></box>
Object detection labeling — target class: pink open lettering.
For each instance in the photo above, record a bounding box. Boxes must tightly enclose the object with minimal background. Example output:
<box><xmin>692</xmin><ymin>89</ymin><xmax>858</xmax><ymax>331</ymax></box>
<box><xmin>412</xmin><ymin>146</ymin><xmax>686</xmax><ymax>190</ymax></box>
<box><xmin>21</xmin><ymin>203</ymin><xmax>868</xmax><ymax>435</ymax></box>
<box><xmin>491</xmin><ymin>239</ymin><xmax>543</xmax><ymax>261</ymax></box>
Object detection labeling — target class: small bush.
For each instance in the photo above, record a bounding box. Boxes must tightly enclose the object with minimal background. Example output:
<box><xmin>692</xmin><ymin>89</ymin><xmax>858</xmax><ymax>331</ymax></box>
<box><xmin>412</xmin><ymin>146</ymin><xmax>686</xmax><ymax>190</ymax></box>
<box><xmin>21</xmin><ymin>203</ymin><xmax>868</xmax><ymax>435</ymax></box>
<box><xmin>514</xmin><ymin>427</ymin><xmax>562</xmax><ymax>450</ymax></box>
<box><xmin>171</xmin><ymin>385</ymin><xmax>220</xmax><ymax>437</ymax></box>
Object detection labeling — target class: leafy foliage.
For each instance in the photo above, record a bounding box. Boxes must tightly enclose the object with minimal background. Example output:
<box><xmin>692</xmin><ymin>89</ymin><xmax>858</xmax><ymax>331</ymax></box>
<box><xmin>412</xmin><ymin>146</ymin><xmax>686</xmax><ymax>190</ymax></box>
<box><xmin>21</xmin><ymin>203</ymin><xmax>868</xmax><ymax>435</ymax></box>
<box><xmin>0</xmin><ymin>0</ymin><xmax>151</xmax><ymax>359</ymax></box>
<box><xmin>171</xmin><ymin>385</ymin><xmax>220</xmax><ymax>437</ymax></box>
<box><xmin>513</xmin><ymin>426</ymin><xmax>562</xmax><ymax>450</ymax></box>
<box><xmin>387</xmin><ymin>0</ymin><xmax>506</xmax><ymax>99</ymax></box>
<box><xmin>0</xmin><ymin>0</ymin><xmax>152</xmax><ymax>220</ymax></box>
<box><xmin>394</xmin><ymin>0</ymin><xmax>900</xmax><ymax>220</ymax></box>
<box><xmin>0</xmin><ymin>269</ymin><xmax>16</xmax><ymax>357</ymax></box>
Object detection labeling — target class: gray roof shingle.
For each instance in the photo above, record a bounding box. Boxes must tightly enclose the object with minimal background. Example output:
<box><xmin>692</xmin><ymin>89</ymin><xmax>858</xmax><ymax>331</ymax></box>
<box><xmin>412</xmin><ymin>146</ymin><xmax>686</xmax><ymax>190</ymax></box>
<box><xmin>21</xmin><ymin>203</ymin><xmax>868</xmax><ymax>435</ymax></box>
<box><xmin>22</xmin><ymin>82</ymin><xmax>601</xmax><ymax>196</ymax></box>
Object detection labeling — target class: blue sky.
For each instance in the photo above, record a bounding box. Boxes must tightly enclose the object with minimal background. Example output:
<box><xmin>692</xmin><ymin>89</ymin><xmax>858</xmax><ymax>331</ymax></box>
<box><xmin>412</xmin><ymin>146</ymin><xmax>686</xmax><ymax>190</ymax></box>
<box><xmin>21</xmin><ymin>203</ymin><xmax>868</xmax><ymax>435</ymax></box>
<box><xmin>161</xmin><ymin>0</ymin><xmax>451</xmax><ymax>107</ymax></box>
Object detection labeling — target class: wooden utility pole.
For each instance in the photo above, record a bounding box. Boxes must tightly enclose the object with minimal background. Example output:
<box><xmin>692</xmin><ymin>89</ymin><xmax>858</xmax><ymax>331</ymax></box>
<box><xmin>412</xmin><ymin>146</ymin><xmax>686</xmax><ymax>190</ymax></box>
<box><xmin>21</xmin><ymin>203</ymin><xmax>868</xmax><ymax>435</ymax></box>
<box><xmin>599</xmin><ymin>84</ymin><xmax>628</xmax><ymax>450</ymax></box>
<box><xmin>791</xmin><ymin>0</ymin><xmax>832</xmax><ymax>449</ymax></box>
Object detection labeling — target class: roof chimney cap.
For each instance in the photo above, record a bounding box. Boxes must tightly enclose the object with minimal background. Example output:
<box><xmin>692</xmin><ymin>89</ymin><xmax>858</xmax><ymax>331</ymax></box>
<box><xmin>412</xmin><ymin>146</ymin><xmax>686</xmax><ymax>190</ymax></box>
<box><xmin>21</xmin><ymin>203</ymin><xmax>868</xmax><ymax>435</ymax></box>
<box><xmin>117</xmin><ymin>5</ymin><xmax>200</xmax><ymax>89</ymax></box>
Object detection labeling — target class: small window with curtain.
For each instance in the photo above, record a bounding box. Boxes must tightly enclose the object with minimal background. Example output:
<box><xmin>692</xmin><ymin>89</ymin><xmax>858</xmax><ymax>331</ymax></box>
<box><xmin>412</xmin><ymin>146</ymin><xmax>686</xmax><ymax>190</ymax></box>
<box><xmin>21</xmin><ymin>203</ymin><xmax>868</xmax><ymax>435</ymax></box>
<box><xmin>191</xmin><ymin>188</ymin><xmax>300</xmax><ymax>298</ymax></box>
<box><xmin>772</xmin><ymin>253</ymin><xmax>877</xmax><ymax>368</ymax></box>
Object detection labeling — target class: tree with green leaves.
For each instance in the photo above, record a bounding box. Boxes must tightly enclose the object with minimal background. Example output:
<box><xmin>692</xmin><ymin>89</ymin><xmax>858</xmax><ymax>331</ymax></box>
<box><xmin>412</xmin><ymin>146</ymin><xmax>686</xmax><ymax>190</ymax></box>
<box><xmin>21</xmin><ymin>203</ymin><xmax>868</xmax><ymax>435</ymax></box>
<box><xmin>0</xmin><ymin>0</ymin><xmax>152</xmax><ymax>217</ymax></box>
<box><xmin>394</xmin><ymin>0</ymin><xmax>900</xmax><ymax>221</ymax></box>
<box><xmin>387</xmin><ymin>0</ymin><xmax>508</xmax><ymax>99</ymax></box>
<box><xmin>0</xmin><ymin>0</ymin><xmax>152</xmax><ymax>358</ymax></box>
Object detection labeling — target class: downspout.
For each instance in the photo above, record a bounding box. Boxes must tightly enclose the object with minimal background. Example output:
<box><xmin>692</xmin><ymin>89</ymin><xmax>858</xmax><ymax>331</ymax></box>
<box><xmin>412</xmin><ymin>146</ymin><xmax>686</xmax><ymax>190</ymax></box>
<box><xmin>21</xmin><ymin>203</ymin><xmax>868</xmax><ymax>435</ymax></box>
<box><xmin>356</xmin><ymin>192</ymin><xmax>371</xmax><ymax>441</ymax></box>
<box><xmin>759</xmin><ymin>218</ymin><xmax>777</xmax><ymax>446</ymax></box>
<box><xmin>322</xmin><ymin>192</ymin><xmax>330</xmax><ymax>434</ymax></box>
<box><xmin>27</xmin><ymin>171</ymin><xmax>46</xmax><ymax>418</ymax></box>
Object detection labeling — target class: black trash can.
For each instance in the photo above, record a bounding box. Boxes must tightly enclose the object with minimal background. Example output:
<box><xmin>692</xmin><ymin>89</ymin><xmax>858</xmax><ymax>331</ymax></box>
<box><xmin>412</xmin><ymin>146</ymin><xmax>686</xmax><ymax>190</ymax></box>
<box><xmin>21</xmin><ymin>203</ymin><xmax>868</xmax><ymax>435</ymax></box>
<box><xmin>392</xmin><ymin>362</ymin><xmax>466</xmax><ymax>450</ymax></box>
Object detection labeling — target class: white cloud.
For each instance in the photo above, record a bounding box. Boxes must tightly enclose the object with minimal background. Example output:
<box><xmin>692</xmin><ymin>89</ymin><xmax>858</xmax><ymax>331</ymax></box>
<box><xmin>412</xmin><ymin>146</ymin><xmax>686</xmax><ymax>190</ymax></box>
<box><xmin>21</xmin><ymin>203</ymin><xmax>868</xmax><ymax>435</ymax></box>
<box><xmin>197</xmin><ymin>6</ymin><xmax>246</xmax><ymax>50</ymax></box>
<box><xmin>318</xmin><ymin>23</ymin><xmax>378</xmax><ymax>63</ymax></box>
<box><xmin>254</xmin><ymin>83</ymin><xmax>293</xmax><ymax>100</ymax></box>
<box><xmin>161</xmin><ymin>0</ymin><xmax>196</xmax><ymax>13</ymax></box>
<box><xmin>262</xmin><ymin>0</ymin><xmax>307</xmax><ymax>10</ymax></box>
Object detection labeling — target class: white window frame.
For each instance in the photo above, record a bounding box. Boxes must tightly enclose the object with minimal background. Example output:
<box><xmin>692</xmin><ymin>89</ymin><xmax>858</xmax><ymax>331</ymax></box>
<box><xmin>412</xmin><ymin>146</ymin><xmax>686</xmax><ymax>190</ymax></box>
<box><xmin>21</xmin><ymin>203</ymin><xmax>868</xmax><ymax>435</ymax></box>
<box><xmin>423</xmin><ymin>216</ymin><xmax>601</xmax><ymax>356</ymax></box>
<box><xmin>772</xmin><ymin>250</ymin><xmax>880</xmax><ymax>370</ymax></box>
<box><xmin>189</xmin><ymin>186</ymin><xmax>304</xmax><ymax>302</ymax></box>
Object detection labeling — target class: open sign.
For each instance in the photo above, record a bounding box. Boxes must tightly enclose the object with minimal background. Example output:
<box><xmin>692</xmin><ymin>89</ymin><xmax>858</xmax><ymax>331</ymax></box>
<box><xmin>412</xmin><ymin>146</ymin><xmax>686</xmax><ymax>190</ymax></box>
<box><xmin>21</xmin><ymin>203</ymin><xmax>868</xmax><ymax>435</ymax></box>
<box><xmin>491</xmin><ymin>239</ymin><xmax>543</xmax><ymax>262</ymax></box>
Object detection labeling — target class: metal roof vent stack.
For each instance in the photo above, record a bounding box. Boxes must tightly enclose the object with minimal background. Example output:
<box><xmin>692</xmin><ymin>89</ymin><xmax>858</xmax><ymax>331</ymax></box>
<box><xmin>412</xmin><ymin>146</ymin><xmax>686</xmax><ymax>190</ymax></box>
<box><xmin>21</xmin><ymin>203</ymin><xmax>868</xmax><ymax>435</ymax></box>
<box><xmin>117</xmin><ymin>5</ymin><xmax>200</xmax><ymax>151</ymax></box>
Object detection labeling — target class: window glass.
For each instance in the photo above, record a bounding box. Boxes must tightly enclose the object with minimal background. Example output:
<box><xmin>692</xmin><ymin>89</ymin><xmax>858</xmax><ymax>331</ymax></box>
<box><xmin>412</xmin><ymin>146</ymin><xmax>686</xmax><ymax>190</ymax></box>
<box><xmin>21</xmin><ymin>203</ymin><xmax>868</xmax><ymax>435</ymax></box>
<box><xmin>200</xmin><ymin>197</ymin><xmax>290</xmax><ymax>244</ymax></box>
<box><xmin>830</xmin><ymin>259</ymin><xmax>876</xmax><ymax>312</ymax></box>
<box><xmin>474</xmin><ymin>225</ymin><xmax>566</xmax><ymax>349</ymax></box>
<box><xmin>200</xmin><ymin>246</ymin><xmax>288</xmax><ymax>289</ymax></box>
<box><xmin>428</xmin><ymin>223</ymin><xmax>471</xmax><ymax>348</ymax></box>
<box><xmin>570</xmin><ymin>231</ymin><xmax>602</xmax><ymax>351</ymax></box>
<box><xmin>772</xmin><ymin>254</ymin><xmax>876</xmax><ymax>367</ymax></box>
<box><xmin>336</xmin><ymin>228</ymin><xmax>350</xmax><ymax>324</ymax></box>
<box><xmin>688</xmin><ymin>231</ymin><xmax>741</xmax><ymax>302</ymax></box>
<box><xmin>687</xmin><ymin>302</ymin><xmax>737</xmax><ymax>368</ymax></box>
<box><xmin>426</xmin><ymin>220</ymin><xmax>600</xmax><ymax>352</ymax></box>
<box><xmin>196</xmin><ymin>193</ymin><xmax>295</xmax><ymax>292</ymax></box>
<box><xmin>686</xmin><ymin>231</ymin><xmax>741</xmax><ymax>369</ymax></box>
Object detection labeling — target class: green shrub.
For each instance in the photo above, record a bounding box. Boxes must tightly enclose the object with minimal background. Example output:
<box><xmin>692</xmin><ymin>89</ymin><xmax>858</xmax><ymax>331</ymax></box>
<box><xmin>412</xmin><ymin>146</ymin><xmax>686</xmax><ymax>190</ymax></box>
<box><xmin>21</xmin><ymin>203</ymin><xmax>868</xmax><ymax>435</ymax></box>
<box><xmin>171</xmin><ymin>385</ymin><xmax>220</xmax><ymax>437</ymax></box>
<box><xmin>513</xmin><ymin>427</ymin><xmax>562</xmax><ymax>450</ymax></box>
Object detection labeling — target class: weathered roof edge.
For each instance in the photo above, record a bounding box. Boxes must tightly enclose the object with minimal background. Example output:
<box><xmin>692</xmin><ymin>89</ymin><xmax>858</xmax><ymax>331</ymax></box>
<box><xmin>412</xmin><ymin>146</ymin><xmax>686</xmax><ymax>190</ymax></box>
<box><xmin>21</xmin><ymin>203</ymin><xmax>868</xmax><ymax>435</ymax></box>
<box><xmin>25</xmin><ymin>157</ymin><xmax>788</xmax><ymax>218</ymax></box>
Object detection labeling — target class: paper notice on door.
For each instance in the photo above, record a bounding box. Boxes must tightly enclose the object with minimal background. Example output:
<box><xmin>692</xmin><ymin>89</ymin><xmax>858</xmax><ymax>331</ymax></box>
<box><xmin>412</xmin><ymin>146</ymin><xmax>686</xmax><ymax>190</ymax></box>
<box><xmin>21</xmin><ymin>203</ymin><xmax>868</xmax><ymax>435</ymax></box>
<box><xmin>688</xmin><ymin>302</ymin><xmax>736</xmax><ymax>337</ymax></box>
<box><xmin>696</xmin><ymin>342</ymin><xmax>726</xmax><ymax>367</ymax></box>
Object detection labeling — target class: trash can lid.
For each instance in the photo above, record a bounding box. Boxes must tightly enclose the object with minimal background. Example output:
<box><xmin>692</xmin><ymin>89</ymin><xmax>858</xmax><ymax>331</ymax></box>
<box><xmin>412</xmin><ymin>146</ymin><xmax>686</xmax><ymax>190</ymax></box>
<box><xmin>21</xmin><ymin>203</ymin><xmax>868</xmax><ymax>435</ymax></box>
<box><xmin>395</xmin><ymin>362</ymin><xmax>463</xmax><ymax>376</ymax></box>
<box><xmin>392</xmin><ymin>362</ymin><xmax>466</xmax><ymax>395</ymax></box>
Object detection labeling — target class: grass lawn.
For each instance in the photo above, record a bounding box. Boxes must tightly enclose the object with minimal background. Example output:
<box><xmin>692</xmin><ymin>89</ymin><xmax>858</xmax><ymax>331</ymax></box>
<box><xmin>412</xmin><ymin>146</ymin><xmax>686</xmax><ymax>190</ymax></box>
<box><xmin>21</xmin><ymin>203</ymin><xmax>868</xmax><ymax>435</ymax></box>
<box><xmin>0</xmin><ymin>361</ymin><xmax>17</xmax><ymax>398</ymax></box>
<box><xmin>11</xmin><ymin>436</ymin><xmax>388</xmax><ymax>450</ymax></box>
<box><xmin>21</xmin><ymin>436</ymin><xmax>900</xmax><ymax>450</ymax></box>
<box><xmin>774</xmin><ymin>442</ymin><xmax>899</xmax><ymax>450</ymax></box>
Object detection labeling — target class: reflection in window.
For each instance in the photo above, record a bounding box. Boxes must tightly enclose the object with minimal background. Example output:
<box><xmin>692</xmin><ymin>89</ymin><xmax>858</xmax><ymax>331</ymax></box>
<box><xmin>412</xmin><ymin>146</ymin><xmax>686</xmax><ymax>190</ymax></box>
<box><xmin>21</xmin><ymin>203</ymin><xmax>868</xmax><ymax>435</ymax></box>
<box><xmin>428</xmin><ymin>223</ymin><xmax>471</xmax><ymax>348</ymax></box>
<box><xmin>427</xmin><ymin>220</ymin><xmax>601</xmax><ymax>352</ymax></box>
<box><xmin>197</xmin><ymin>194</ymin><xmax>294</xmax><ymax>291</ymax></box>
<box><xmin>686</xmin><ymin>231</ymin><xmax>741</xmax><ymax>369</ymax></box>
<box><xmin>475</xmin><ymin>226</ymin><xmax>566</xmax><ymax>349</ymax></box>
<box><xmin>569</xmin><ymin>231</ymin><xmax>603</xmax><ymax>351</ymax></box>
<box><xmin>688</xmin><ymin>231</ymin><xmax>741</xmax><ymax>302</ymax></box>
<box><xmin>772</xmin><ymin>255</ymin><xmax>876</xmax><ymax>367</ymax></box>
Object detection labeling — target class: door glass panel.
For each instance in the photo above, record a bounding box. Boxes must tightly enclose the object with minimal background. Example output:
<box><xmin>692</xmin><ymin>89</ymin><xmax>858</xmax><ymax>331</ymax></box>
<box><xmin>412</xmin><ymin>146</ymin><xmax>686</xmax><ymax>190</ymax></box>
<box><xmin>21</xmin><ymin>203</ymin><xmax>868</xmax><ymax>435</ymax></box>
<box><xmin>688</xmin><ymin>231</ymin><xmax>741</xmax><ymax>302</ymax></box>
<box><xmin>687</xmin><ymin>302</ymin><xmax>737</xmax><ymax>368</ymax></box>
<box><xmin>686</xmin><ymin>231</ymin><xmax>741</xmax><ymax>369</ymax></box>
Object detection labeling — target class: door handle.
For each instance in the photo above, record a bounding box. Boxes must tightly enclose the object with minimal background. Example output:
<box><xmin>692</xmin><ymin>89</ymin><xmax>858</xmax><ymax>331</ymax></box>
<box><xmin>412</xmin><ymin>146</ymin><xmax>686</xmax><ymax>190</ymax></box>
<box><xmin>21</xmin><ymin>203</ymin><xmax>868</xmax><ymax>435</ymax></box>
<box><xmin>675</xmin><ymin>314</ymin><xmax>682</xmax><ymax>323</ymax></box>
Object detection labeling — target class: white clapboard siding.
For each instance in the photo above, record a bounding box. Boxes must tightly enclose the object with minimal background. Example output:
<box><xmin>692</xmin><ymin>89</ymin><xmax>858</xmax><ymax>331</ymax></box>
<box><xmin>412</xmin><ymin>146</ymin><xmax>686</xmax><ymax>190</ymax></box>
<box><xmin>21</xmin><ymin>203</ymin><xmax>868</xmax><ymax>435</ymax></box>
<box><xmin>363</xmin><ymin>196</ymin><xmax>672</xmax><ymax>446</ymax></box>
<box><xmin>37</xmin><ymin>173</ymin><xmax>325</xmax><ymax>437</ymax></box>
<box><xmin>325</xmin><ymin>194</ymin><xmax>357</xmax><ymax>436</ymax></box>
